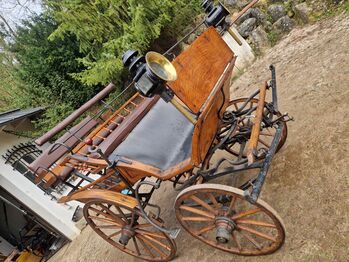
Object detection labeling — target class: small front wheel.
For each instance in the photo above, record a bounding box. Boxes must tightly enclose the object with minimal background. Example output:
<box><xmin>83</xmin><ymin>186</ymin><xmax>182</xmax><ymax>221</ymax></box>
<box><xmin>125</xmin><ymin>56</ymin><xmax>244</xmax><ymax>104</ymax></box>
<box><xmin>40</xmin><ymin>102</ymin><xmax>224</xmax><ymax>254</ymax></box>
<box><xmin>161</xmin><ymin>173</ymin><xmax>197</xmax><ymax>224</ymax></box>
<box><xmin>175</xmin><ymin>184</ymin><xmax>285</xmax><ymax>256</ymax></box>
<box><xmin>84</xmin><ymin>199</ymin><xmax>177</xmax><ymax>261</ymax></box>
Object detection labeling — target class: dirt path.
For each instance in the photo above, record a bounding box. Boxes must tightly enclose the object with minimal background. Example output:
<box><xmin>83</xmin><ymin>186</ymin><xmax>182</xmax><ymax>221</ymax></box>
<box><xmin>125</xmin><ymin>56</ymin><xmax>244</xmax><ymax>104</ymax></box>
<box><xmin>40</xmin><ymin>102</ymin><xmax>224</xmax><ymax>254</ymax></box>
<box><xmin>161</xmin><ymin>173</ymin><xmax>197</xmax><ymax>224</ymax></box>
<box><xmin>49</xmin><ymin>14</ymin><xmax>349</xmax><ymax>262</ymax></box>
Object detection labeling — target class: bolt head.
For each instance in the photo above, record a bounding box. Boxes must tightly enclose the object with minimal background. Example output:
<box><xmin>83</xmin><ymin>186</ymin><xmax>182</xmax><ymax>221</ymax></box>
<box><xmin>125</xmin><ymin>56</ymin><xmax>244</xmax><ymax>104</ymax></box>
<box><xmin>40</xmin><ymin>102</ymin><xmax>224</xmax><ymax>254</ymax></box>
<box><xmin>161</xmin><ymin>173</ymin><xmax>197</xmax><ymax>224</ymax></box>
<box><xmin>84</xmin><ymin>138</ymin><xmax>93</xmax><ymax>146</ymax></box>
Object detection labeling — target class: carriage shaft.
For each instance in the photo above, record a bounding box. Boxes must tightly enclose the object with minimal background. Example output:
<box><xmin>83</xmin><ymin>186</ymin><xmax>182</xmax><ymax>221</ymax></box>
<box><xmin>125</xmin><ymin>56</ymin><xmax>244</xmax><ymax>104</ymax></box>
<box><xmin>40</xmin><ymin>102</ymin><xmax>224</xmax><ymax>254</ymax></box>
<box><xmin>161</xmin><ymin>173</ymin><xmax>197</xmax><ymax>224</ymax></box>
<box><xmin>246</xmin><ymin>82</ymin><xmax>268</xmax><ymax>165</ymax></box>
<box><xmin>245</xmin><ymin>122</ymin><xmax>284</xmax><ymax>203</ymax></box>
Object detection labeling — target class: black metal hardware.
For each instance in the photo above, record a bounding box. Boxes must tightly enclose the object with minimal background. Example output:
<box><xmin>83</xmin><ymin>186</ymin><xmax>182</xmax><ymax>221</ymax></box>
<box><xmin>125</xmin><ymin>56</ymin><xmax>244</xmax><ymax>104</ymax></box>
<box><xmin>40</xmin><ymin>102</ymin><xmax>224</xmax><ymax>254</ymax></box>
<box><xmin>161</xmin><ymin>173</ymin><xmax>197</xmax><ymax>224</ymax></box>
<box><xmin>269</xmin><ymin>65</ymin><xmax>278</xmax><ymax>112</ymax></box>
<box><xmin>244</xmin><ymin>123</ymin><xmax>284</xmax><ymax>203</ymax></box>
<box><xmin>135</xmin><ymin>180</ymin><xmax>181</xmax><ymax>239</ymax></box>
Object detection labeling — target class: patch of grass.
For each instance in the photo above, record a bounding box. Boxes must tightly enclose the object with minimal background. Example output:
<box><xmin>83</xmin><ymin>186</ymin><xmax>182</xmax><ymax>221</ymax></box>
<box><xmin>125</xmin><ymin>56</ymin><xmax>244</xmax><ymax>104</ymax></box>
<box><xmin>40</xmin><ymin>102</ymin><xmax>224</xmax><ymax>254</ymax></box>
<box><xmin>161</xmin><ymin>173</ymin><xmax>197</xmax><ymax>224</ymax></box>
<box><xmin>311</xmin><ymin>1</ymin><xmax>349</xmax><ymax>20</ymax></box>
<box><xmin>341</xmin><ymin>2</ymin><xmax>349</xmax><ymax>12</ymax></box>
<box><xmin>267</xmin><ymin>31</ymin><xmax>280</xmax><ymax>46</ymax></box>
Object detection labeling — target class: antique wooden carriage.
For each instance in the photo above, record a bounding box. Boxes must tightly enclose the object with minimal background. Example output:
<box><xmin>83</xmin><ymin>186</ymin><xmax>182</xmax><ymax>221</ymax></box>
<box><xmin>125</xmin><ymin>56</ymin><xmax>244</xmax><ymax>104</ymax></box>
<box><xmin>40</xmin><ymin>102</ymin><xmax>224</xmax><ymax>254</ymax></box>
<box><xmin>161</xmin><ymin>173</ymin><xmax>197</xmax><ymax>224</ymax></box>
<box><xmin>28</xmin><ymin>4</ymin><xmax>292</xmax><ymax>260</ymax></box>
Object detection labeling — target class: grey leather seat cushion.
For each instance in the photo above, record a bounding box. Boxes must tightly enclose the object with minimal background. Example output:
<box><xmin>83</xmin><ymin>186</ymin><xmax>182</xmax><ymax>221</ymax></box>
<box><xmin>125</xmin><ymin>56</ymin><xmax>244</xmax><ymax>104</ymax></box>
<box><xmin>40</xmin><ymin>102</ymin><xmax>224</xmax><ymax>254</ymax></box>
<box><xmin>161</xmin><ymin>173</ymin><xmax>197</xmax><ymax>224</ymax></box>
<box><xmin>109</xmin><ymin>99</ymin><xmax>194</xmax><ymax>171</ymax></box>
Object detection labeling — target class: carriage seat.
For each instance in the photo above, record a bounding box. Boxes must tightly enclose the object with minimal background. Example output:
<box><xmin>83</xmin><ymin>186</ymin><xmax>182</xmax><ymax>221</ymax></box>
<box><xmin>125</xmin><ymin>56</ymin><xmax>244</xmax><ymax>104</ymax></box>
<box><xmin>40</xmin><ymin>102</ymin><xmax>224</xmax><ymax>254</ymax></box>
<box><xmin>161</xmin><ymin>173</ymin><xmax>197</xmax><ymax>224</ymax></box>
<box><xmin>109</xmin><ymin>99</ymin><xmax>194</xmax><ymax>171</ymax></box>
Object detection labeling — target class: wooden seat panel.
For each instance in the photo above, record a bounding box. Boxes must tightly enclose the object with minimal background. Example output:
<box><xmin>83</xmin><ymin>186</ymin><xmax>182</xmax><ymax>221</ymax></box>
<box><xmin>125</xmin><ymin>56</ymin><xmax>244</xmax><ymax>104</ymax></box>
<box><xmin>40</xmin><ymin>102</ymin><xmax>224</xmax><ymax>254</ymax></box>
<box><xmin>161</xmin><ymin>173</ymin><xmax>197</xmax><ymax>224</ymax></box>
<box><xmin>168</xmin><ymin>27</ymin><xmax>234</xmax><ymax>113</ymax></box>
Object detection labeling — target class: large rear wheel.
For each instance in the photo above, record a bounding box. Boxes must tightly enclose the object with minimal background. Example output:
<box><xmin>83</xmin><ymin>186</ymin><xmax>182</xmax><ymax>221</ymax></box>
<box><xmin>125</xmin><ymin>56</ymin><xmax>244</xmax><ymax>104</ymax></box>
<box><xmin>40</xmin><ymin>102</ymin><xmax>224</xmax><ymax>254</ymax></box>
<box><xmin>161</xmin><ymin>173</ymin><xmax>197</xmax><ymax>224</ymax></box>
<box><xmin>175</xmin><ymin>184</ymin><xmax>285</xmax><ymax>256</ymax></box>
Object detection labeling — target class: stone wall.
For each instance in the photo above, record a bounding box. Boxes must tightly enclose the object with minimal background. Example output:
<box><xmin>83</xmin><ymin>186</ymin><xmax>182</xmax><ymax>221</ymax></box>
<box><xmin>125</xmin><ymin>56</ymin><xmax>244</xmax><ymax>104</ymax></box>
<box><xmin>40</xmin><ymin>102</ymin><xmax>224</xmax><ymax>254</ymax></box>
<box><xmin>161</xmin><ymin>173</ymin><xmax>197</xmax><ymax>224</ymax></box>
<box><xmin>223</xmin><ymin>0</ymin><xmax>346</xmax><ymax>54</ymax></box>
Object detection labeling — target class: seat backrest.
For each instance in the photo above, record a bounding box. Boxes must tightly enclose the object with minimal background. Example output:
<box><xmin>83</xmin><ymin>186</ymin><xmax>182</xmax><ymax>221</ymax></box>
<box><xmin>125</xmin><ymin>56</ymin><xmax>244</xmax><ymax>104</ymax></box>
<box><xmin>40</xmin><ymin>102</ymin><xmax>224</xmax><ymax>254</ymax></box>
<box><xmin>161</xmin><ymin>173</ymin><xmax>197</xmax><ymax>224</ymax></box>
<box><xmin>29</xmin><ymin>116</ymin><xmax>98</xmax><ymax>177</ymax></box>
<box><xmin>168</xmin><ymin>27</ymin><xmax>235</xmax><ymax>165</ymax></box>
<box><xmin>97</xmin><ymin>96</ymin><xmax>159</xmax><ymax>156</ymax></box>
<box><xmin>168</xmin><ymin>27</ymin><xmax>234</xmax><ymax>114</ymax></box>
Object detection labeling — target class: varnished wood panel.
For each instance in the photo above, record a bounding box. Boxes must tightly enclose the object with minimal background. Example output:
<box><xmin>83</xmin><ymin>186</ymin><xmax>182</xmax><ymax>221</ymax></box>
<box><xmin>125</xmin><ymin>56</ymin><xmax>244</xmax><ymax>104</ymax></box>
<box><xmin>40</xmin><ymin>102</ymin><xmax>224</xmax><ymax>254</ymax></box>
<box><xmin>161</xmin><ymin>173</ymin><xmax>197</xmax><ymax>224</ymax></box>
<box><xmin>192</xmin><ymin>91</ymin><xmax>224</xmax><ymax>165</ymax></box>
<box><xmin>58</xmin><ymin>189</ymin><xmax>138</xmax><ymax>207</ymax></box>
<box><xmin>191</xmin><ymin>60</ymin><xmax>236</xmax><ymax>165</ymax></box>
<box><xmin>168</xmin><ymin>27</ymin><xmax>234</xmax><ymax>113</ymax></box>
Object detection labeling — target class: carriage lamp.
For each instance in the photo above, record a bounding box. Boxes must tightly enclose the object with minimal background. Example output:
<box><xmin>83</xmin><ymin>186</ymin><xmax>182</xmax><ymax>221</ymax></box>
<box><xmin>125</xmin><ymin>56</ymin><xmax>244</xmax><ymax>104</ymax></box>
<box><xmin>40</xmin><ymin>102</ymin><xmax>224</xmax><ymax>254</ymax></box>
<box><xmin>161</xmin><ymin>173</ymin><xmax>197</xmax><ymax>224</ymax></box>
<box><xmin>123</xmin><ymin>50</ymin><xmax>197</xmax><ymax>124</ymax></box>
<box><xmin>202</xmin><ymin>0</ymin><xmax>243</xmax><ymax>46</ymax></box>
<box><xmin>122</xmin><ymin>50</ymin><xmax>177</xmax><ymax>98</ymax></box>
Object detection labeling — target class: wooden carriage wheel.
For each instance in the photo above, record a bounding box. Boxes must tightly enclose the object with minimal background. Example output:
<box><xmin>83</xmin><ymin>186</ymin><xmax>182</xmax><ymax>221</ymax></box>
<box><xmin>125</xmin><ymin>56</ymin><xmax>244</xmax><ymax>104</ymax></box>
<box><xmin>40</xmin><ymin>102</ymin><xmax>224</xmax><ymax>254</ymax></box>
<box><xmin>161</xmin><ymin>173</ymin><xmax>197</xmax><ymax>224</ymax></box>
<box><xmin>84</xmin><ymin>199</ymin><xmax>176</xmax><ymax>262</ymax></box>
<box><xmin>217</xmin><ymin>98</ymin><xmax>288</xmax><ymax>162</ymax></box>
<box><xmin>175</xmin><ymin>184</ymin><xmax>285</xmax><ymax>256</ymax></box>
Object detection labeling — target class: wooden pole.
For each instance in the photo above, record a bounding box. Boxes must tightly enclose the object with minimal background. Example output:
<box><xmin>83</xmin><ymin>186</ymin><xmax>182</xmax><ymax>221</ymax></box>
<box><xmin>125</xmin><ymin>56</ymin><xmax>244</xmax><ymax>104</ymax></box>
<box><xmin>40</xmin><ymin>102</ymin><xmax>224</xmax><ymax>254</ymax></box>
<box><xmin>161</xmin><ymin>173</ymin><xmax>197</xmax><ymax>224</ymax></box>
<box><xmin>35</xmin><ymin>83</ymin><xmax>115</xmax><ymax>146</ymax></box>
<box><xmin>246</xmin><ymin>81</ymin><xmax>267</xmax><ymax>165</ymax></box>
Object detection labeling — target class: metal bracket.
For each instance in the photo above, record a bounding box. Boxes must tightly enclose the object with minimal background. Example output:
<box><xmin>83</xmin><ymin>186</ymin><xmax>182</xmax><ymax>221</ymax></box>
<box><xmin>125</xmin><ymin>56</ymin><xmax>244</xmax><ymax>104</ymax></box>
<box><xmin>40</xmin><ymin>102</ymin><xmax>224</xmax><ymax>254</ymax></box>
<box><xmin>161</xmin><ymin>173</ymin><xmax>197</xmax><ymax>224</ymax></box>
<box><xmin>244</xmin><ymin>123</ymin><xmax>284</xmax><ymax>203</ymax></box>
<box><xmin>135</xmin><ymin>180</ymin><xmax>181</xmax><ymax>239</ymax></box>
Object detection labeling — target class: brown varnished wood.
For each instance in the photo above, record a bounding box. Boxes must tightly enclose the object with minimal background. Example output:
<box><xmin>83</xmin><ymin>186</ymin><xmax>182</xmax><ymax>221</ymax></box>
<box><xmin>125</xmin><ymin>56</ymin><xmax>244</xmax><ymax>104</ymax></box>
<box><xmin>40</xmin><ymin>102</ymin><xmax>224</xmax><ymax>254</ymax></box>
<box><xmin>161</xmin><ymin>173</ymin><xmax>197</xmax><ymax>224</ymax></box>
<box><xmin>63</xmin><ymin>155</ymin><xmax>108</xmax><ymax>173</ymax></box>
<box><xmin>168</xmin><ymin>27</ymin><xmax>234</xmax><ymax>113</ymax></box>
<box><xmin>57</xmin><ymin>94</ymin><xmax>158</xmax><ymax>178</ymax></box>
<box><xmin>246</xmin><ymin>82</ymin><xmax>267</xmax><ymax>165</ymax></box>
<box><xmin>70</xmin><ymin>94</ymin><xmax>156</xmax><ymax>157</ymax></box>
<box><xmin>116</xmin><ymin>158</ymin><xmax>194</xmax><ymax>184</ymax></box>
<box><xmin>59</xmin><ymin>169</ymin><xmax>127</xmax><ymax>203</ymax></box>
<box><xmin>191</xmin><ymin>77</ymin><xmax>225</xmax><ymax>165</ymax></box>
<box><xmin>36</xmin><ymin>164</ymin><xmax>72</xmax><ymax>189</ymax></box>
<box><xmin>220</xmin><ymin>58</ymin><xmax>237</xmax><ymax>117</ymax></box>
<box><xmin>192</xmin><ymin>60</ymin><xmax>236</xmax><ymax>165</ymax></box>
<box><xmin>58</xmin><ymin>189</ymin><xmax>138</xmax><ymax>208</ymax></box>
<box><xmin>34</xmin><ymin>93</ymin><xmax>148</xmax><ymax>188</ymax></box>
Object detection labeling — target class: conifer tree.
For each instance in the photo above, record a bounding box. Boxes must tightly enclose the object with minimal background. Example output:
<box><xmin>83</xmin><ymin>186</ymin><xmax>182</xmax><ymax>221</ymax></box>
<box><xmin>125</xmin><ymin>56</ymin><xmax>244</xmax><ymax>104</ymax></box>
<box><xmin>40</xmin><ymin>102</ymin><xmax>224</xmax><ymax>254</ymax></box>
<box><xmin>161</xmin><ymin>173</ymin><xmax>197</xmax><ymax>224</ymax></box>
<box><xmin>47</xmin><ymin>0</ymin><xmax>200</xmax><ymax>85</ymax></box>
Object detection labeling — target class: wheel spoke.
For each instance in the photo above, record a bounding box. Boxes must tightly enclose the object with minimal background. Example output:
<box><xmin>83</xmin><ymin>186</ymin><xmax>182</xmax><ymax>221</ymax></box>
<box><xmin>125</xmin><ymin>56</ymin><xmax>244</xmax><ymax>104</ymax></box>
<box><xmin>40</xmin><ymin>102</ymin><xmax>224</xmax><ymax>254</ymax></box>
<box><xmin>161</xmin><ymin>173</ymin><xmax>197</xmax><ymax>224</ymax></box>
<box><xmin>107</xmin><ymin>230</ymin><xmax>122</xmax><ymax>239</ymax></box>
<box><xmin>237</xmin><ymin>225</ymin><xmax>276</xmax><ymax>242</ymax></box>
<box><xmin>232</xmin><ymin>208</ymin><xmax>261</xmax><ymax>220</ymax></box>
<box><xmin>207</xmin><ymin>193</ymin><xmax>219</xmax><ymax>208</ymax></box>
<box><xmin>237</xmin><ymin>219</ymin><xmax>276</xmax><ymax>228</ymax></box>
<box><xmin>181</xmin><ymin>216</ymin><xmax>214</xmax><ymax>222</ymax></box>
<box><xmin>88</xmin><ymin>215</ymin><xmax>122</xmax><ymax>226</ymax></box>
<box><xmin>190</xmin><ymin>195</ymin><xmax>218</xmax><ymax>215</ymax></box>
<box><xmin>132</xmin><ymin>237</ymin><xmax>141</xmax><ymax>256</ymax></box>
<box><xmin>226</xmin><ymin>195</ymin><xmax>238</xmax><ymax>215</ymax></box>
<box><xmin>258</xmin><ymin>138</ymin><xmax>271</xmax><ymax>148</ymax></box>
<box><xmin>238</xmin><ymin>231</ymin><xmax>262</xmax><ymax>250</ymax></box>
<box><xmin>195</xmin><ymin>224</ymin><xmax>216</xmax><ymax>235</ymax></box>
<box><xmin>95</xmin><ymin>224</ymin><xmax>122</xmax><ymax>229</ymax></box>
<box><xmin>115</xmin><ymin>206</ymin><xmax>128</xmax><ymax>223</ymax></box>
<box><xmin>179</xmin><ymin>205</ymin><xmax>215</xmax><ymax>219</ymax></box>
<box><xmin>141</xmin><ymin>234</ymin><xmax>172</xmax><ymax>251</ymax></box>
<box><xmin>135</xmin><ymin>229</ymin><xmax>167</xmax><ymax>240</ymax></box>
<box><xmin>135</xmin><ymin>223</ymin><xmax>153</xmax><ymax>229</ymax></box>
<box><xmin>233</xmin><ymin>103</ymin><xmax>238</xmax><ymax>110</ymax></box>
<box><xmin>97</xmin><ymin>204</ymin><xmax>125</xmax><ymax>226</ymax></box>
<box><xmin>137</xmin><ymin>235</ymin><xmax>167</xmax><ymax>258</ymax></box>
<box><xmin>88</xmin><ymin>207</ymin><xmax>122</xmax><ymax>223</ymax></box>
<box><xmin>232</xmin><ymin>231</ymin><xmax>242</xmax><ymax>251</ymax></box>
<box><xmin>137</xmin><ymin>236</ymin><xmax>155</xmax><ymax>258</ymax></box>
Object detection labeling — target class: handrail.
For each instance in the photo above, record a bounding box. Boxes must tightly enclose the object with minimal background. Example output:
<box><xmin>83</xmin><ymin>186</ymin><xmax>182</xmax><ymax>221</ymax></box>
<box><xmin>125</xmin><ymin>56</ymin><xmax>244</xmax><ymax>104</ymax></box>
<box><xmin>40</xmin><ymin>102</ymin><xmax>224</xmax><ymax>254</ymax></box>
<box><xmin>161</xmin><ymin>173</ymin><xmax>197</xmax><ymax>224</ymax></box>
<box><xmin>35</xmin><ymin>83</ymin><xmax>116</xmax><ymax>146</ymax></box>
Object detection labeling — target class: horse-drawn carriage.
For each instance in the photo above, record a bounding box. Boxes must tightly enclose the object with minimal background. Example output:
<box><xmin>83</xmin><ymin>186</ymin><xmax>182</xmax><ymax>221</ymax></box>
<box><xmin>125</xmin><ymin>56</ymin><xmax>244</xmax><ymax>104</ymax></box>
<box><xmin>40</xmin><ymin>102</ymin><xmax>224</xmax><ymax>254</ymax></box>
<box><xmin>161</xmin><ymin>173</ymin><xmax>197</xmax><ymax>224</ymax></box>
<box><xmin>28</xmin><ymin>1</ymin><xmax>292</xmax><ymax>261</ymax></box>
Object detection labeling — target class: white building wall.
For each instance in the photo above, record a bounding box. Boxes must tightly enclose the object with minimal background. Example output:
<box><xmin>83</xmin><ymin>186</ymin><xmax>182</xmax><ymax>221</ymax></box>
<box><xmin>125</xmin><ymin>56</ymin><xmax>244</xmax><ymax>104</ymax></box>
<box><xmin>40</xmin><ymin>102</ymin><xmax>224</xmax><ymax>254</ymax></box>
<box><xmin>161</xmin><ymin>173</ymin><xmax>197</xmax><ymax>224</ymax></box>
<box><xmin>0</xmin><ymin>131</ymin><xmax>80</xmax><ymax>240</ymax></box>
<box><xmin>222</xmin><ymin>25</ymin><xmax>255</xmax><ymax>72</ymax></box>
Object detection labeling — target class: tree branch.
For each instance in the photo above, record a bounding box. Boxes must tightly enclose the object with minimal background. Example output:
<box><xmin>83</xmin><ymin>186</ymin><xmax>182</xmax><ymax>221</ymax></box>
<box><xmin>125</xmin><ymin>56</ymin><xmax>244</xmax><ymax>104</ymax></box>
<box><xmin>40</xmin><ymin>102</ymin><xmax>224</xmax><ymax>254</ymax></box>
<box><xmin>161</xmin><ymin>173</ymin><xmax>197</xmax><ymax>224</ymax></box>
<box><xmin>0</xmin><ymin>13</ymin><xmax>17</xmax><ymax>38</ymax></box>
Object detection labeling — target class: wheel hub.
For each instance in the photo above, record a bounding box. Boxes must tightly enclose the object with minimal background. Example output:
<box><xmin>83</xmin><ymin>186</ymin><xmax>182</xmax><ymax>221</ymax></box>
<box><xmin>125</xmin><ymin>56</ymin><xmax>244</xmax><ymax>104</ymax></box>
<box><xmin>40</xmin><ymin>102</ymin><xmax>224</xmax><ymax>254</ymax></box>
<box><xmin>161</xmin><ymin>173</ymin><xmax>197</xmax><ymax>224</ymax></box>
<box><xmin>119</xmin><ymin>225</ymin><xmax>135</xmax><ymax>245</ymax></box>
<box><xmin>215</xmin><ymin>216</ymin><xmax>236</xmax><ymax>244</ymax></box>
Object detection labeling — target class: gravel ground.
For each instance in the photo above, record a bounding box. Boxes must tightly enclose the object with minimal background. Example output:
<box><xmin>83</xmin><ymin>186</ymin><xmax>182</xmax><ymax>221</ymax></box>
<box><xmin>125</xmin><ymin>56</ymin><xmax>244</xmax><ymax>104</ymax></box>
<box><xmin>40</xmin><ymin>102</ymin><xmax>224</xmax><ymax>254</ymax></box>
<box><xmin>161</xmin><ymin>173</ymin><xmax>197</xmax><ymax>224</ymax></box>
<box><xmin>49</xmin><ymin>13</ymin><xmax>349</xmax><ymax>262</ymax></box>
